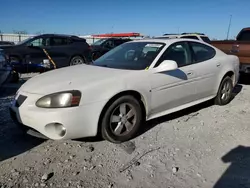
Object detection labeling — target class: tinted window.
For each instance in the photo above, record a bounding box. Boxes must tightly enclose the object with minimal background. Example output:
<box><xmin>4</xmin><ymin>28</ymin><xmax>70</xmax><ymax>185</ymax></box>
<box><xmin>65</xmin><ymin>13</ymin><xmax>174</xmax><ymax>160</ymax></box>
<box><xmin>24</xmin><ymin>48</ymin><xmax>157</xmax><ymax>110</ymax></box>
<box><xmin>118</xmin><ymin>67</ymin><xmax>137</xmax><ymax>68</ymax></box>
<box><xmin>201</xmin><ymin>36</ymin><xmax>211</xmax><ymax>43</ymax></box>
<box><xmin>92</xmin><ymin>38</ymin><xmax>107</xmax><ymax>46</ymax></box>
<box><xmin>180</xmin><ymin>36</ymin><xmax>199</xmax><ymax>40</ymax></box>
<box><xmin>27</xmin><ymin>37</ymin><xmax>50</xmax><ymax>47</ymax></box>
<box><xmin>93</xmin><ymin>42</ymin><xmax>165</xmax><ymax>70</ymax></box>
<box><xmin>104</xmin><ymin>40</ymin><xmax>115</xmax><ymax>48</ymax></box>
<box><xmin>189</xmin><ymin>42</ymin><xmax>216</xmax><ymax>63</ymax></box>
<box><xmin>237</xmin><ymin>31</ymin><xmax>250</xmax><ymax>41</ymax></box>
<box><xmin>156</xmin><ymin>42</ymin><xmax>192</xmax><ymax>67</ymax></box>
<box><xmin>51</xmin><ymin>37</ymin><xmax>69</xmax><ymax>46</ymax></box>
<box><xmin>114</xmin><ymin>39</ymin><xmax>126</xmax><ymax>46</ymax></box>
<box><xmin>29</xmin><ymin>38</ymin><xmax>43</xmax><ymax>46</ymax></box>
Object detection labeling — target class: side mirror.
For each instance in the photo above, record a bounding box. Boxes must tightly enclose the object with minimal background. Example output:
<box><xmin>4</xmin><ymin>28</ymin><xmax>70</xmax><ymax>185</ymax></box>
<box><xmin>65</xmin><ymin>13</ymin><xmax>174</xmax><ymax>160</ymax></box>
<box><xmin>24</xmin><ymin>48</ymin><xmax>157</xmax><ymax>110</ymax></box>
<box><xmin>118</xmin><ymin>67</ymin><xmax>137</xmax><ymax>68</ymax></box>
<box><xmin>154</xmin><ymin>60</ymin><xmax>178</xmax><ymax>73</ymax></box>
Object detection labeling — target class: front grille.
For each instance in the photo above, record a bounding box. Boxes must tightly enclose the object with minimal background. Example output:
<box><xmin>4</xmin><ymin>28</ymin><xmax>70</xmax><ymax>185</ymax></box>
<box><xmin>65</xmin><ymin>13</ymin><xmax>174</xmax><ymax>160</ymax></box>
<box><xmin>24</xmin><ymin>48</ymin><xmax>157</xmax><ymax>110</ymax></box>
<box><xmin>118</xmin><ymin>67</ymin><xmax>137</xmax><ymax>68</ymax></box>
<box><xmin>15</xmin><ymin>95</ymin><xmax>27</xmax><ymax>107</ymax></box>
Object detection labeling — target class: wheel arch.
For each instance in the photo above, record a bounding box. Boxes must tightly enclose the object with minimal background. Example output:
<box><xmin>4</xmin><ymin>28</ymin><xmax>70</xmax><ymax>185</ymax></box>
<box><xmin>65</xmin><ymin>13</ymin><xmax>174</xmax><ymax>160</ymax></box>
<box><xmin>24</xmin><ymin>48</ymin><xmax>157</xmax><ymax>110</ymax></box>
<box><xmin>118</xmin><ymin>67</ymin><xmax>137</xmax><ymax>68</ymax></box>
<box><xmin>69</xmin><ymin>54</ymin><xmax>86</xmax><ymax>65</ymax></box>
<box><xmin>96</xmin><ymin>90</ymin><xmax>147</xmax><ymax>136</ymax></box>
<box><xmin>216</xmin><ymin>70</ymin><xmax>235</xmax><ymax>94</ymax></box>
<box><xmin>222</xmin><ymin>70</ymin><xmax>235</xmax><ymax>85</ymax></box>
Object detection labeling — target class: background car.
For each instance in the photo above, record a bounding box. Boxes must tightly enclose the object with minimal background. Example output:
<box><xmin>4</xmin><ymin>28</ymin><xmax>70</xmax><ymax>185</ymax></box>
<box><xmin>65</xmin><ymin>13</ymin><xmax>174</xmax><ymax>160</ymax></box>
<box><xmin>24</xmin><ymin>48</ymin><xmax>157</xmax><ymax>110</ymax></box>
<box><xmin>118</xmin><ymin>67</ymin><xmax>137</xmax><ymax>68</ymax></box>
<box><xmin>154</xmin><ymin>33</ymin><xmax>211</xmax><ymax>43</ymax></box>
<box><xmin>0</xmin><ymin>49</ymin><xmax>12</xmax><ymax>86</ymax></box>
<box><xmin>91</xmin><ymin>37</ymin><xmax>132</xmax><ymax>60</ymax></box>
<box><xmin>0</xmin><ymin>41</ymin><xmax>15</xmax><ymax>46</ymax></box>
<box><xmin>0</xmin><ymin>34</ymin><xmax>92</xmax><ymax>73</ymax></box>
<box><xmin>10</xmin><ymin>39</ymin><xmax>239</xmax><ymax>143</ymax></box>
<box><xmin>212</xmin><ymin>27</ymin><xmax>250</xmax><ymax>75</ymax></box>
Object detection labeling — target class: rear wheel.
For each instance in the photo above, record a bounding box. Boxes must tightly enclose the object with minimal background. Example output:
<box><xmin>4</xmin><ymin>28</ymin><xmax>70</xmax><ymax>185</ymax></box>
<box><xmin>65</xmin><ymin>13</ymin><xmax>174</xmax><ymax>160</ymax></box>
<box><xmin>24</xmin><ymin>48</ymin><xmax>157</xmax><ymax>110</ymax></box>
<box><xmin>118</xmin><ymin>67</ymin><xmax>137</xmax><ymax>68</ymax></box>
<box><xmin>214</xmin><ymin>76</ymin><xmax>233</xmax><ymax>105</ymax></box>
<box><xmin>70</xmin><ymin>56</ymin><xmax>85</xmax><ymax>66</ymax></box>
<box><xmin>101</xmin><ymin>95</ymin><xmax>142</xmax><ymax>143</ymax></box>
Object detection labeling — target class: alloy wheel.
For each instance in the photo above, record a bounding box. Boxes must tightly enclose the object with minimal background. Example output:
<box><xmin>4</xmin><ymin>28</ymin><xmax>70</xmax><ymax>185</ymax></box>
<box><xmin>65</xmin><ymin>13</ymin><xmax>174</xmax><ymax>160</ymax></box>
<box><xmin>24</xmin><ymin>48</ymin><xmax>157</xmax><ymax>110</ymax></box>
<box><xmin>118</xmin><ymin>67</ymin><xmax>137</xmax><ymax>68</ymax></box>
<box><xmin>109</xmin><ymin>103</ymin><xmax>137</xmax><ymax>136</ymax></box>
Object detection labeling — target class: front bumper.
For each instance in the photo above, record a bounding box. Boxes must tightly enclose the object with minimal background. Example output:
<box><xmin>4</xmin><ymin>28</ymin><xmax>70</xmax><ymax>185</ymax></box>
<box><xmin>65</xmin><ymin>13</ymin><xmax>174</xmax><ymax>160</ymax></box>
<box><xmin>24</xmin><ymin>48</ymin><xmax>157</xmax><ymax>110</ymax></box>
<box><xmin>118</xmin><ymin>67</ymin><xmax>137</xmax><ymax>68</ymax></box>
<box><xmin>9</xmin><ymin>91</ymin><xmax>107</xmax><ymax>140</ymax></box>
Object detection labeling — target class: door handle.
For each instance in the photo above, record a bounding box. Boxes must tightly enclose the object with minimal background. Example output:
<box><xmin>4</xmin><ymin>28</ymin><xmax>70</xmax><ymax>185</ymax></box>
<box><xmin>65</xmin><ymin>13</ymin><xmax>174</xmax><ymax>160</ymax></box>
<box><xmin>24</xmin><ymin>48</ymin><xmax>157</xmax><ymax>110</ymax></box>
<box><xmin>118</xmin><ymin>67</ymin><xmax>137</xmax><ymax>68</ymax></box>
<box><xmin>187</xmin><ymin>72</ymin><xmax>193</xmax><ymax>76</ymax></box>
<box><xmin>216</xmin><ymin>63</ymin><xmax>221</xmax><ymax>67</ymax></box>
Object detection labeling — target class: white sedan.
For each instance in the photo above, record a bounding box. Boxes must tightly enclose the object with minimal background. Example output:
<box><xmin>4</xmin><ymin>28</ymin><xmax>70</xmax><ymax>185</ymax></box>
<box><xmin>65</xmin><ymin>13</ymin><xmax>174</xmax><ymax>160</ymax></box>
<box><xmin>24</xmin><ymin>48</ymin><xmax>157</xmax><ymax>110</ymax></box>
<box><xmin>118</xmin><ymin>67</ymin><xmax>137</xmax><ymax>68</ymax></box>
<box><xmin>9</xmin><ymin>39</ymin><xmax>239</xmax><ymax>143</ymax></box>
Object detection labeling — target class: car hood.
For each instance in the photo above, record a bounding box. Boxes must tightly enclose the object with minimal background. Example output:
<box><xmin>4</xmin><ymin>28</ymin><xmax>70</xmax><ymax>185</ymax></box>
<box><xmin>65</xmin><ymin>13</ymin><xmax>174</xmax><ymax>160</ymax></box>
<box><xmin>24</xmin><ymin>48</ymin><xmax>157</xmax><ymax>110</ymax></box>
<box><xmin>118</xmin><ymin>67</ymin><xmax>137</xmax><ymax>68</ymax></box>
<box><xmin>0</xmin><ymin>45</ymin><xmax>16</xmax><ymax>49</ymax></box>
<box><xmin>19</xmin><ymin>64</ymin><xmax>132</xmax><ymax>95</ymax></box>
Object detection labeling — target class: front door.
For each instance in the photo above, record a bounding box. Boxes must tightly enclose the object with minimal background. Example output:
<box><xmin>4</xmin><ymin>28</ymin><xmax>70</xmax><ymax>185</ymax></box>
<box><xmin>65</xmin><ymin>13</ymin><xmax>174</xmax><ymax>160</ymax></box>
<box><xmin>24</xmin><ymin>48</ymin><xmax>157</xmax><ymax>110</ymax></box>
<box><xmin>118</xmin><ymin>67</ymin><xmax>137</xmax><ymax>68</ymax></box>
<box><xmin>188</xmin><ymin>41</ymin><xmax>220</xmax><ymax>98</ymax></box>
<box><xmin>150</xmin><ymin>42</ymin><xmax>198</xmax><ymax>116</ymax></box>
<box><xmin>22</xmin><ymin>36</ymin><xmax>50</xmax><ymax>72</ymax></box>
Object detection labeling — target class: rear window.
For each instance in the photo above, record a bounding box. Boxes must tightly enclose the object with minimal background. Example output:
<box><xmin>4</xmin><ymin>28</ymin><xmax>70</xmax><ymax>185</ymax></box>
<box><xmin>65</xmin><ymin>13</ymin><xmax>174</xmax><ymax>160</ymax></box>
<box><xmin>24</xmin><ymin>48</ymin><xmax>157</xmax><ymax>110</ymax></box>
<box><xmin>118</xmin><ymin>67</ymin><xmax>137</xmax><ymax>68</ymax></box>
<box><xmin>237</xmin><ymin>30</ymin><xmax>250</xmax><ymax>41</ymax></box>
<box><xmin>189</xmin><ymin>42</ymin><xmax>216</xmax><ymax>63</ymax></box>
<box><xmin>201</xmin><ymin>36</ymin><xmax>211</xmax><ymax>43</ymax></box>
<box><xmin>180</xmin><ymin>36</ymin><xmax>199</xmax><ymax>40</ymax></box>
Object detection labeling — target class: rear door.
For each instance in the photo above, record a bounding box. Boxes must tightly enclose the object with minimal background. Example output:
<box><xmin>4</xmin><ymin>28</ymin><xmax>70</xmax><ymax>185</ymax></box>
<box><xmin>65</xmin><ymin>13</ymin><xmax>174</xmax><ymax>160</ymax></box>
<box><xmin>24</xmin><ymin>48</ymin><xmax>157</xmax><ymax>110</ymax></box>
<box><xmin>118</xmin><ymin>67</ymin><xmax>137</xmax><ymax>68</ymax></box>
<box><xmin>188</xmin><ymin>41</ymin><xmax>219</xmax><ymax>98</ymax></box>
<box><xmin>47</xmin><ymin>36</ymin><xmax>71</xmax><ymax>68</ymax></box>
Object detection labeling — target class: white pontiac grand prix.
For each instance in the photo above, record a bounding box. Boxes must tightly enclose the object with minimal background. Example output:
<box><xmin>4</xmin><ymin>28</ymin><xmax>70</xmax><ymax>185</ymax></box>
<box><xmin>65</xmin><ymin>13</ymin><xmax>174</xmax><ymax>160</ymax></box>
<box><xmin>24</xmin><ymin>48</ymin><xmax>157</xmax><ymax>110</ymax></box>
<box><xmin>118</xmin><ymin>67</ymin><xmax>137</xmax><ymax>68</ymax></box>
<box><xmin>10</xmin><ymin>39</ymin><xmax>239</xmax><ymax>143</ymax></box>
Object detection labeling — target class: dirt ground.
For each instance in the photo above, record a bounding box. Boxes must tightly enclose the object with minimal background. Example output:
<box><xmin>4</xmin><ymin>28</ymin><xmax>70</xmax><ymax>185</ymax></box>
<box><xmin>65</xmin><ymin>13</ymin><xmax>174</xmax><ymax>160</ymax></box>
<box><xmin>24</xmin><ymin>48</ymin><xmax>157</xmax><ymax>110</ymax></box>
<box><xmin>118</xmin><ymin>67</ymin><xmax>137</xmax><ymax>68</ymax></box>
<box><xmin>1</xmin><ymin>75</ymin><xmax>250</xmax><ymax>188</ymax></box>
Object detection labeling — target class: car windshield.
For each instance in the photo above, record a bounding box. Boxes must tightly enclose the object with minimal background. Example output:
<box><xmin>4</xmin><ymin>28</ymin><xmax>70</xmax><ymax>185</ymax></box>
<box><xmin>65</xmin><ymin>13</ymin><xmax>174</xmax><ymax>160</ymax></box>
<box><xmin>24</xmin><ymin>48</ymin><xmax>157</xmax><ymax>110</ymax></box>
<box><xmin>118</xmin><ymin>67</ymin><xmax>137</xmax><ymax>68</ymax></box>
<box><xmin>92</xmin><ymin>38</ymin><xmax>107</xmax><ymax>46</ymax></box>
<box><xmin>93</xmin><ymin>42</ymin><xmax>165</xmax><ymax>70</ymax></box>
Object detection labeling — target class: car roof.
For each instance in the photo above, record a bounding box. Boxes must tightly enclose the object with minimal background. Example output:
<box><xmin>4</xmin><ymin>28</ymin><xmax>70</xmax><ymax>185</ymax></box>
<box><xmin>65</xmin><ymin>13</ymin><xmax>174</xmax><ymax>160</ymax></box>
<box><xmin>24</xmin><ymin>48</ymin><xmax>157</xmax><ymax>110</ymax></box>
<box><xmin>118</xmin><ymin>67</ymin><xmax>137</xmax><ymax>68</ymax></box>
<box><xmin>128</xmin><ymin>38</ymin><xmax>214</xmax><ymax>47</ymax></box>
<box><xmin>36</xmin><ymin>34</ymin><xmax>79</xmax><ymax>38</ymax></box>
<box><xmin>155</xmin><ymin>34</ymin><xmax>208</xmax><ymax>38</ymax></box>
<box><xmin>129</xmin><ymin>38</ymin><xmax>202</xmax><ymax>44</ymax></box>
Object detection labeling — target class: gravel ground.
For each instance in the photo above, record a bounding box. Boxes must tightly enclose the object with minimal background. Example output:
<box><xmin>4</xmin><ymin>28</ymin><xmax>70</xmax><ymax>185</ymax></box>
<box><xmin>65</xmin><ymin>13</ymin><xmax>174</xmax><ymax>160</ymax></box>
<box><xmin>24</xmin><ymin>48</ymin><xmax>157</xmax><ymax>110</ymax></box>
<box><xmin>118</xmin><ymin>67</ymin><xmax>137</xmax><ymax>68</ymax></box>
<box><xmin>0</xmin><ymin>76</ymin><xmax>250</xmax><ymax>188</ymax></box>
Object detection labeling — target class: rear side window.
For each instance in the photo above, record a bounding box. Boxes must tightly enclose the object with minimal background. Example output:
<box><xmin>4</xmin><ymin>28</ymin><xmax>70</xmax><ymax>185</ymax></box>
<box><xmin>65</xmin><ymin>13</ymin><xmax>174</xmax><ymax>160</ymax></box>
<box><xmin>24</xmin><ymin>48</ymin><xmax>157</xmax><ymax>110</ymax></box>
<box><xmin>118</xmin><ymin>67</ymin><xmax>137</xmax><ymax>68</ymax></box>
<box><xmin>201</xmin><ymin>36</ymin><xmax>211</xmax><ymax>43</ymax></box>
<box><xmin>180</xmin><ymin>36</ymin><xmax>199</xmax><ymax>40</ymax></box>
<box><xmin>237</xmin><ymin>30</ymin><xmax>250</xmax><ymax>41</ymax></box>
<box><xmin>189</xmin><ymin>42</ymin><xmax>216</xmax><ymax>63</ymax></box>
<box><xmin>50</xmin><ymin>37</ymin><xmax>69</xmax><ymax>46</ymax></box>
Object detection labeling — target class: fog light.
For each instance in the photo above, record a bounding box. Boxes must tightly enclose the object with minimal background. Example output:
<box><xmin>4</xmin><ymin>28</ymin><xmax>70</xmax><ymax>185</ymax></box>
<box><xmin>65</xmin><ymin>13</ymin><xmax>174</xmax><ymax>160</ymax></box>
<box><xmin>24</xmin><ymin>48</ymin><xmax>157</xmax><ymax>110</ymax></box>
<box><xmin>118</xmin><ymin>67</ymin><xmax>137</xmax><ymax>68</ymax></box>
<box><xmin>45</xmin><ymin>123</ymin><xmax>66</xmax><ymax>138</ymax></box>
<box><xmin>55</xmin><ymin>124</ymin><xmax>66</xmax><ymax>137</ymax></box>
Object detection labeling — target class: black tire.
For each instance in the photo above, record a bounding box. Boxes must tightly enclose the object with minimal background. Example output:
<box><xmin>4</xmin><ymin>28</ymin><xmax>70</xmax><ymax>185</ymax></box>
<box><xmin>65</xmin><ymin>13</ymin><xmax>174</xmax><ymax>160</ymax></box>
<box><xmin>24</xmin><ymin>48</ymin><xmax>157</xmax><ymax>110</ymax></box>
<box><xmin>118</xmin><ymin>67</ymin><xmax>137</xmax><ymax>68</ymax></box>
<box><xmin>214</xmin><ymin>76</ymin><xmax>233</xmax><ymax>105</ymax></box>
<box><xmin>70</xmin><ymin>56</ymin><xmax>85</xmax><ymax>66</ymax></box>
<box><xmin>101</xmin><ymin>95</ymin><xmax>143</xmax><ymax>143</ymax></box>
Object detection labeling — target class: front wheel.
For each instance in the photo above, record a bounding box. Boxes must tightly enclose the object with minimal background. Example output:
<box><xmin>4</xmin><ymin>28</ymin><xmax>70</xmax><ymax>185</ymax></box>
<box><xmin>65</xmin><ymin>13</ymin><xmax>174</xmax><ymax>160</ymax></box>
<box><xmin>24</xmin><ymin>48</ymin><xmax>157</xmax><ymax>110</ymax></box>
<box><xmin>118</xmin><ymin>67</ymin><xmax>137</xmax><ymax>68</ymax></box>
<box><xmin>101</xmin><ymin>96</ymin><xmax>143</xmax><ymax>143</ymax></box>
<box><xmin>70</xmin><ymin>56</ymin><xmax>85</xmax><ymax>66</ymax></box>
<box><xmin>214</xmin><ymin>76</ymin><xmax>233</xmax><ymax>105</ymax></box>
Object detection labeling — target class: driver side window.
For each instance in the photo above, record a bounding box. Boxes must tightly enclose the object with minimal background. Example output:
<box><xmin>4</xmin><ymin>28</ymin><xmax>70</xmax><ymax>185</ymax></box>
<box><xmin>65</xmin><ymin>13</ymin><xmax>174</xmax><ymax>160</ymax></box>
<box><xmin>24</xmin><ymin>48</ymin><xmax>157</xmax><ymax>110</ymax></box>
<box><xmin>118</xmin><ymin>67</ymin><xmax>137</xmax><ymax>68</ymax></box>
<box><xmin>27</xmin><ymin>37</ymin><xmax>49</xmax><ymax>47</ymax></box>
<box><xmin>155</xmin><ymin>42</ymin><xmax>192</xmax><ymax>68</ymax></box>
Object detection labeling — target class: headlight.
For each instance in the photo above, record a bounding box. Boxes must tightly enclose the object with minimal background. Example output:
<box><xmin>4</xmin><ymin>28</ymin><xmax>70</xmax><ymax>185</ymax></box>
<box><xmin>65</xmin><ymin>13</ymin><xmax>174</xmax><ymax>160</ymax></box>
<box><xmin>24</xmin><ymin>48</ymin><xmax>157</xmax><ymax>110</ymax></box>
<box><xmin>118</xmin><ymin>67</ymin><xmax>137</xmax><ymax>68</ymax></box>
<box><xmin>36</xmin><ymin>90</ymin><xmax>81</xmax><ymax>108</ymax></box>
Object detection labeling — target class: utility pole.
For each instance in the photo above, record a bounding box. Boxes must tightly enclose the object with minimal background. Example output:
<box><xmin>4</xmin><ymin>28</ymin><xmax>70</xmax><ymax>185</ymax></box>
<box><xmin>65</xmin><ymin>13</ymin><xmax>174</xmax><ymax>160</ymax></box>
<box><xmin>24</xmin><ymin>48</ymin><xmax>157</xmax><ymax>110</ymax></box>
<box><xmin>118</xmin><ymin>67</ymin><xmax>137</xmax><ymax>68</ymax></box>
<box><xmin>226</xmin><ymin>15</ymin><xmax>232</xmax><ymax>40</ymax></box>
